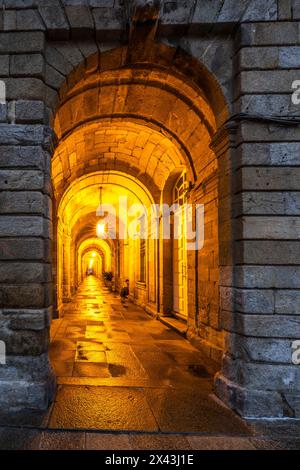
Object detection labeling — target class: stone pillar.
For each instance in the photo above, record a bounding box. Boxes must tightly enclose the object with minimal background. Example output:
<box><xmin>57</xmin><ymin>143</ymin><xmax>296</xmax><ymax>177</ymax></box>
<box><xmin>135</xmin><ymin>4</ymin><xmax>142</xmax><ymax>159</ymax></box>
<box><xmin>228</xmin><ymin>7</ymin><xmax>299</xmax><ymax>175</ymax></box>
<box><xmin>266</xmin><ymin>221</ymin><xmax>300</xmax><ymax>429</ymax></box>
<box><xmin>70</xmin><ymin>242</ymin><xmax>76</xmax><ymax>295</ymax></box>
<box><xmin>0</xmin><ymin>127</ymin><xmax>56</xmax><ymax>409</ymax></box>
<box><xmin>0</xmin><ymin>28</ymin><xmax>56</xmax><ymax>410</ymax></box>
<box><xmin>62</xmin><ymin>233</ymin><xmax>72</xmax><ymax>303</ymax></box>
<box><xmin>0</xmin><ymin>136</ymin><xmax>56</xmax><ymax>409</ymax></box>
<box><xmin>215</xmin><ymin>22</ymin><xmax>300</xmax><ymax>419</ymax></box>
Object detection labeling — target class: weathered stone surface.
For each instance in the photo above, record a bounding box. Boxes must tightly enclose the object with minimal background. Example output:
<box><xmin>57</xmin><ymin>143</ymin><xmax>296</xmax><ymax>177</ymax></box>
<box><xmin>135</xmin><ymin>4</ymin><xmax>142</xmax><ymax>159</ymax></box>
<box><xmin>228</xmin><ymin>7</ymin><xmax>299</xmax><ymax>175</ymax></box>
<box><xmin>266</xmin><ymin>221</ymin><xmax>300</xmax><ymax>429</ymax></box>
<box><xmin>0</xmin><ymin>105</ymin><xmax>6</xmax><ymax>123</ymax></box>
<box><xmin>236</xmin><ymin>266</ymin><xmax>300</xmax><ymax>289</ymax></box>
<box><xmin>76</xmin><ymin>40</ymin><xmax>98</xmax><ymax>59</ymax></box>
<box><xmin>183</xmin><ymin>35</ymin><xmax>233</xmax><ymax>107</ymax></box>
<box><xmin>236</xmin><ymin>167</ymin><xmax>300</xmax><ymax>191</ymax></box>
<box><xmin>0</xmin><ymin>32</ymin><xmax>44</xmax><ymax>53</ymax></box>
<box><xmin>235</xmin><ymin>288</ymin><xmax>274</xmax><ymax>314</ymax></box>
<box><xmin>279</xmin><ymin>46</ymin><xmax>300</xmax><ymax>67</ymax></box>
<box><xmin>242</xmin><ymin>0</ymin><xmax>277</xmax><ymax>21</ymax></box>
<box><xmin>0</xmin><ymin>125</ymin><xmax>45</xmax><ymax>146</ymax></box>
<box><xmin>45</xmin><ymin>65</ymin><xmax>65</xmax><ymax>91</ymax></box>
<box><xmin>239</xmin><ymin>22</ymin><xmax>298</xmax><ymax>46</ymax></box>
<box><xmin>10</xmin><ymin>313</ymin><xmax>48</xmax><ymax>336</ymax></box>
<box><xmin>237</xmin><ymin>143</ymin><xmax>300</xmax><ymax>167</ymax></box>
<box><xmin>0</xmin><ymin>283</ymin><xmax>47</xmax><ymax>308</ymax></box>
<box><xmin>45</xmin><ymin>46</ymin><xmax>74</xmax><ymax>76</ymax></box>
<box><xmin>191</xmin><ymin>0</ymin><xmax>224</xmax><ymax>24</ymax></box>
<box><xmin>238</xmin><ymin>216</ymin><xmax>300</xmax><ymax>240</ymax></box>
<box><xmin>0</xmin><ymin>170</ymin><xmax>44</xmax><ymax>190</ymax></box>
<box><xmin>236</xmin><ymin>241</ymin><xmax>300</xmax><ymax>265</ymax></box>
<box><xmin>0</xmin><ymin>351</ymin><xmax>55</xmax><ymax>410</ymax></box>
<box><xmin>3</xmin><ymin>10</ymin><xmax>17</xmax><ymax>31</ymax></box>
<box><xmin>15</xmin><ymin>100</ymin><xmax>45</xmax><ymax>123</ymax></box>
<box><xmin>5</xmin><ymin>78</ymin><xmax>45</xmax><ymax>100</ymax></box>
<box><xmin>0</xmin><ymin>192</ymin><xmax>49</xmax><ymax>215</ymax></box>
<box><xmin>39</xmin><ymin>431</ymin><xmax>85</xmax><ymax>450</ymax></box>
<box><xmin>281</xmin><ymin>394</ymin><xmax>300</xmax><ymax>417</ymax></box>
<box><xmin>278</xmin><ymin>0</ymin><xmax>292</xmax><ymax>19</ymax></box>
<box><xmin>226</xmin><ymin>334</ymin><xmax>294</xmax><ymax>364</ymax></box>
<box><xmin>221</xmin><ymin>312</ymin><xmax>300</xmax><ymax>339</ymax></box>
<box><xmin>239</xmin><ymin>121</ymin><xmax>300</xmax><ymax>143</ymax></box>
<box><xmin>161</xmin><ymin>1</ymin><xmax>193</xmax><ymax>25</ymax></box>
<box><xmin>0</xmin><ymin>262</ymin><xmax>51</xmax><ymax>283</ymax></box>
<box><xmin>0</xmin><ymin>55</ymin><xmax>9</xmax><ymax>77</ymax></box>
<box><xmin>65</xmin><ymin>5</ymin><xmax>94</xmax><ymax>35</ymax></box>
<box><xmin>222</xmin><ymin>356</ymin><xmax>300</xmax><ymax>391</ymax></box>
<box><xmin>0</xmin><ymin>146</ymin><xmax>46</xmax><ymax>169</ymax></box>
<box><xmin>215</xmin><ymin>374</ymin><xmax>284</xmax><ymax>418</ymax></box>
<box><xmin>217</xmin><ymin>0</ymin><xmax>250</xmax><ymax>22</ymax></box>
<box><xmin>38</xmin><ymin>1</ymin><xmax>69</xmax><ymax>40</ymax></box>
<box><xmin>0</xmin><ymin>377</ymin><xmax>54</xmax><ymax>410</ymax></box>
<box><xmin>238</xmin><ymin>47</ymin><xmax>279</xmax><ymax>70</ymax></box>
<box><xmin>235</xmin><ymin>192</ymin><xmax>300</xmax><ymax>216</ymax></box>
<box><xmin>0</xmin><ymin>0</ymin><xmax>299</xmax><ymax>420</ymax></box>
<box><xmin>235</xmin><ymin>94</ymin><xmax>298</xmax><ymax>116</ymax></box>
<box><xmin>0</xmin><ymin>216</ymin><xmax>49</xmax><ymax>237</ymax></box>
<box><xmin>16</xmin><ymin>9</ymin><xmax>45</xmax><ymax>30</ymax></box>
<box><xmin>275</xmin><ymin>291</ymin><xmax>300</xmax><ymax>315</ymax></box>
<box><xmin>88</xmin><ymin>1</ymin><xmax>115</xmax><ymax>6</ymax></box>
<box><xmin>50</xmin><ymin>42</ymin><xmax>84</xmax><ymax>69</ymax></box>
<box><xmin>0</xmin><ymin>238</ymin><xmax>48</xmax><ymax>261</ymax></box>
<box><xmin>92</xmin><ymin>7</ymin><xmax>124</xmax><ymax>39</ymax></box>
<box><xmin>2</xmin><ymin>1</ymin><xmax>37</xmax><ymax>7</ymax></box>
<box><xmin>237</xmin><ymin>70</ymin><xmax>300</xmax><ymax>95</ymax></box>
<box><xmin>292</xmin><ymin>0</ymin><xmax>300</xmax><ymax>19</ymax></box>
<box><xmin>10</xmin><ymin>53</ymin><xmax>44</xmax><ymax>78</ymax></box>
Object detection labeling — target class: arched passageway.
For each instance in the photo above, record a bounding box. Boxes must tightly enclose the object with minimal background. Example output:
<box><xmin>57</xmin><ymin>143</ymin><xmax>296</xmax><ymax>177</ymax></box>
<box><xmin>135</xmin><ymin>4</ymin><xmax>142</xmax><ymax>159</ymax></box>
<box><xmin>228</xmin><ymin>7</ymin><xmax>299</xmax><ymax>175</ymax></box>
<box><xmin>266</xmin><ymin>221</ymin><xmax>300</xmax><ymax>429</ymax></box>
<box><xmin>49</xmin><ymin>273</ymin><xmax>248</xmax><ymax>433</ymax></box>
<box><xmin>48</xmin><ymin>42</ymin><xmax>235</xmax><ymax>429</ymax></box>
<box><xmin>51</xmin><ymin>43</ymin><xmax>230</xmax><ymax>363</ymax></box>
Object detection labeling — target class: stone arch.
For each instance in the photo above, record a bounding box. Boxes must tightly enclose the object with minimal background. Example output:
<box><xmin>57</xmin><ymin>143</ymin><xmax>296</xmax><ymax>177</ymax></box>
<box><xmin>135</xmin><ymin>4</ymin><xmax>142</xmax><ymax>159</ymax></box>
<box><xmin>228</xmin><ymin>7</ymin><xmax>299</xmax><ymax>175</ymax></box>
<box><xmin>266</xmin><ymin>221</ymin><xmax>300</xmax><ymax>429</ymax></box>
<box><xmin>47</xmin><ymin>40</ymin><xmax>236</xmax><ymax>420</ymax></box>
<box><xmin>77</xmin><ymin>239</ymin><xmax>113</xmax><ymax>284</ymax></box>
<box><xmin>46</xmin><ymin>42</ymin><xmax>229</xmax><ymax>130</ymax></box>
<box><xmin>50</xmin><ymin>41</ymin><xmax>233</xmax><ymax>361</ymax></box>
<box><xmin>0</xmin><ymin>2</ymin><xmax>298</xmax><ymax>423</ymax></box>
<box><xmin>79</xmin><ymin>245</ymin><xmax>104</xmax><ymax>280</ymax></box>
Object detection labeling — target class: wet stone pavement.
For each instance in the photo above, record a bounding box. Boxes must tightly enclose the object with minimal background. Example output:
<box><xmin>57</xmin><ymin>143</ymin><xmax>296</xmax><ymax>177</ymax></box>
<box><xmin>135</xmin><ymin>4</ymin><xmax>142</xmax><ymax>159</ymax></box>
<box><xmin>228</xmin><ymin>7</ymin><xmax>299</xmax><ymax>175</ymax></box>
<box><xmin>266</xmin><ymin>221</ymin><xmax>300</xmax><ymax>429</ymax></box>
<box><xmin>0</xmin><ymin>276</ymin><xmax>299</xmax><ymax>449</ymax></box>
<box><xmin>49</xmin><ymin>276</ymin><xmax>245</xmax><ymax>434</ymax></box>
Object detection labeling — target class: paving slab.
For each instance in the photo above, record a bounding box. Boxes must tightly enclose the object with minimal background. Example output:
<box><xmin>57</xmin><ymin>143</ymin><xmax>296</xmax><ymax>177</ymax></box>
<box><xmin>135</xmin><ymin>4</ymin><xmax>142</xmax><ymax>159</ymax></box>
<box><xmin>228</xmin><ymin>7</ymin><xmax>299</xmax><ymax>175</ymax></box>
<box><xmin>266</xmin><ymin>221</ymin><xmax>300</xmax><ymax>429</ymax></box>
<box><xmin>39</xmin><ymin>431</ymin><xmax>85</xmax><ymax>450</ymax></box>
<box><xmin>144</xmin><ymin>388</ymin><xmax>251</xmax><ymax>435</ymax></box>
<box><xmin>250</xmin><ymin>438</ymin><xmax>300</xmax><ymax>450</ymax></box>
<box><xmin>187</xmin><ymin>436</ymin><xmax>256</xmax><ymax>450</ymax></box>
<box><xmin>86</xmin><ymin>432</ymin><xmax>132</xmax><ymax>450</ymax></box>
<box><xmin>0</xmin><ymin>427</ymin><xmax>41</xmax><ymax>450</ymax></box>
<box><xmin>129</xmin><ymin>434</ymin><xmax>191</xmax><ymax>450</ymax></box>
<box><xmin>49</xmin><ymin>385</ymin><xmax>159</xmax><ymax>432</ymax></box>
<box><xmin>0</xmin><ymin>407</ymin><xmax>52</xmax><ymax>429</ymax></box>
<box><xmin>48</xmin><ymin>276</ymin><xmax>249</xmax><ymax>434</ymax></box>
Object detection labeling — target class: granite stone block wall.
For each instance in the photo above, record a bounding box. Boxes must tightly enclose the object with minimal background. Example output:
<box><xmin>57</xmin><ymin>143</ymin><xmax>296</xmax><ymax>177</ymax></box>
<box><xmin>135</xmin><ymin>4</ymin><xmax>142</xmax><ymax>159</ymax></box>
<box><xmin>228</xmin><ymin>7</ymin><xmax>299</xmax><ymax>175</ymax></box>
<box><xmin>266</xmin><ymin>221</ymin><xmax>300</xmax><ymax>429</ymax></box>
<box><xmin>0</xmin><ymin>0</ymin><xmax>299</xmax><ymax>418</ymax></box>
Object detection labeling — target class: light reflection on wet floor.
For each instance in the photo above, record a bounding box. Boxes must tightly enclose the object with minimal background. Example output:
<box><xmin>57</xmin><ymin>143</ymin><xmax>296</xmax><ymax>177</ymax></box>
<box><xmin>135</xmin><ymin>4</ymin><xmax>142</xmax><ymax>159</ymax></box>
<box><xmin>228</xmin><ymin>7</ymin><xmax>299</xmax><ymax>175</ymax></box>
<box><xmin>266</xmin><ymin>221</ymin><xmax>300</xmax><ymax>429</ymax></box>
<box><xmin>50</xmin><ymin>276</ymin><xmax>214</xmax><ymax>386</ymax></box>
<box><xmin>48</xmin><ymin>276</ymin><xmax>250</xmax><ymax>434</ymax></box>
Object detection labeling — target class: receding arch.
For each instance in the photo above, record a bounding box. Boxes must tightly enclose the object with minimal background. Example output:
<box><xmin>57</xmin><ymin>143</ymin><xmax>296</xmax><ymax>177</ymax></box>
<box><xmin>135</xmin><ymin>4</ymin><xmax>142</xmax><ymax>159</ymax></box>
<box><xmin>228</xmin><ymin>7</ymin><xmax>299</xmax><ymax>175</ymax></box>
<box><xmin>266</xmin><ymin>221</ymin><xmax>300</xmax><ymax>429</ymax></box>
<box><xmin>48</xmin><ymin>42</ymin><xmax>229</xmax><ymax>130</ymax></box>
<box><xmin>51</xmin><ymin>40</ymin><xmax>232</xmax><ymax>389</ymax></box>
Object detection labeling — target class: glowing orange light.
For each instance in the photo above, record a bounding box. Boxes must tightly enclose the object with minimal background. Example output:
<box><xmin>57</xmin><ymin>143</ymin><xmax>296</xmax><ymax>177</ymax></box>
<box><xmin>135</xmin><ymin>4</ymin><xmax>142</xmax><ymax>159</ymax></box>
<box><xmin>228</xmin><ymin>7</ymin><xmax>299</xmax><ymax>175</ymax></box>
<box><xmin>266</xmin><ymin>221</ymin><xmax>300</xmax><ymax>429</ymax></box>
<box><xmin>92</xmin><ymin>252</ymin><xmax>96</xmax><ymax>257</ymax></box>
<box><xmin>97</xmin><ymin>222</ymin><xmax>106</xmax><ymax>237</ymax></box>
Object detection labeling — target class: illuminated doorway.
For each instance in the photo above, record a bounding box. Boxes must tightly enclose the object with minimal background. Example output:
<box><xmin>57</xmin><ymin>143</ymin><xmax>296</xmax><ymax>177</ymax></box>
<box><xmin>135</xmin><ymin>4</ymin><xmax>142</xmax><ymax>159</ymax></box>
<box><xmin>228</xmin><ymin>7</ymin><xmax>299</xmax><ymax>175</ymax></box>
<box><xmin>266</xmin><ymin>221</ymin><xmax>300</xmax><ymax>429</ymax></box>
<box><xmin>173</xmin><ymin>172</ymin><xmax>188</xmax><ymax>319</ymax></box>
<box><xmin>50</xmin><ymin>44</ymin><xmax>226</xmax><ymax>401</ymax></box>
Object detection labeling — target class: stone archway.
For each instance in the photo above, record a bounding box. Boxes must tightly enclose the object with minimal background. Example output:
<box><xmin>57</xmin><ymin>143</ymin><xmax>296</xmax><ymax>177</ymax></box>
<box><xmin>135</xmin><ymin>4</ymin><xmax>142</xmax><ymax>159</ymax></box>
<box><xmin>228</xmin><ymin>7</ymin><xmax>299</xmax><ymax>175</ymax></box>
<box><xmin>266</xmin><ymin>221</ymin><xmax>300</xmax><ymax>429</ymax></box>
<box><xmin>0</xmin><ymin>38</ymin><xmax>234</xmax><ymax>413</ymax></box>
<box><xmin>0</xmin><ymin>0</ymin><xmax>299</xmax><ymax>425</ymax></box>
<box><xmin>50</xmin><ymin>42</ymin><xmax>231</xmax><ymax>365</ymax></box>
